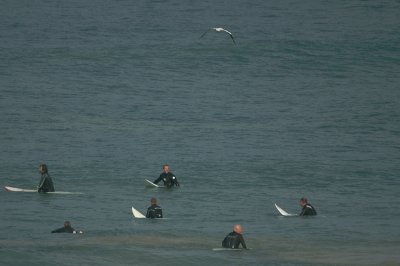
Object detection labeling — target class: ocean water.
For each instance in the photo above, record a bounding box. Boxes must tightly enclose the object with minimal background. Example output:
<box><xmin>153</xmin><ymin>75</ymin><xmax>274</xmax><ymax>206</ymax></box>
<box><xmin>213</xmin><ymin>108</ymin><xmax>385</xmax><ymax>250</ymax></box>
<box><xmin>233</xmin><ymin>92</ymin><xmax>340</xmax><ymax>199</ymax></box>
<box><xmin>0</xmin><ymin>0</ymin><xmax>399</xmax><ymax>265</ymax></box>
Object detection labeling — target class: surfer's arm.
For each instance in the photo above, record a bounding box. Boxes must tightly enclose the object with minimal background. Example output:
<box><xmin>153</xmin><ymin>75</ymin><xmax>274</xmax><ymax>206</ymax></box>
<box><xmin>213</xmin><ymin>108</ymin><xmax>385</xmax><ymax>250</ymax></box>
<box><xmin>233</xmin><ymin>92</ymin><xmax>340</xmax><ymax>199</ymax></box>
<box><xmin>37</xmin><ymin>176</ymin><xmax>46</xmax><ymax>191</ymax></box>
<box><xmin>51</xmin><ymin>227</ymin><xmax>65</xmax><ymax>233</ymax></box>
<box><xmin>153</xmin><ymin>175</ymin><xmax>163</xmax><ymax>184</ymax></box>
<box><xmin>172</xmin><ymin>175</ymin><xmax>180</xmax><ymax>187</ymax></box>
<box><xmin>239</xmin><ymin>235</ymin><xmax>247</xmax><ymax>249</ymax></box>
<box><xmin>308</xmin><ymin>205</ymin><xmax>317</xmax><ymax>215</ymax></box>
<box><xmin>300</xmin><ymin>206</ymin><xmax>314</xmax><ymax>216</ymax></box>
<box><xmin>146</xmin><ymin>207</ymin><xmax>154</xmax><ymax>218</ymax></box>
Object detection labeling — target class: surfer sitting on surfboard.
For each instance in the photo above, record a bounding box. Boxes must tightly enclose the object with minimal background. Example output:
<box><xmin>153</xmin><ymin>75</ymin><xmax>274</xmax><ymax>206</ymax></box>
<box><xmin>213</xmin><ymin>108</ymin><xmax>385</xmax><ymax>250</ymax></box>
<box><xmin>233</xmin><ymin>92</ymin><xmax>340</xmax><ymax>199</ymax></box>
<box><xmin>153</xmin><ymin>164</ymin><xmax>180</xmax><ymax>188</ymax></box>
<box><xmin>37</xmin><ymin>164</ymin><xmax>55</xmax><ymax>193</ymax></box>
<box><xmin>146</xmin><ymin>197</ymin><xmax>163</xmax><ymax>219</ymax></box>
<box><xmin>222</xmin><ymin>224</ymin><xmax>247</xmax><ymax>249</ymax></box>
<box><xmin>51</xmin><ymin>221</ymin><xmax>82</xmax><ymax>234</ymax></box>
<box><xmin>299</xmin><ymin>197</ymin><xmax>317</xmax><ymax>216</ymax></box>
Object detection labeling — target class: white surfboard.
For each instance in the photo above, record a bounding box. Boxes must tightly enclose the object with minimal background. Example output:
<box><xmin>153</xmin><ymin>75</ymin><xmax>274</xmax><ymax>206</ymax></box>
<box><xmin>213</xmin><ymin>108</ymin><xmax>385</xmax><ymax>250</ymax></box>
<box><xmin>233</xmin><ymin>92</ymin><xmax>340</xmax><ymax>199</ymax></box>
<box><xmin>275</xmin><ymin>203</ymin><xmax>298</xmax><ymax>216</ymax></box>
<box><xmin>4</xmin><ymin>186</ymin><xmax>37</xmax><ymax>192</ymax></box>
<box><xmin>145</xmin><ymin>179</ymin><xmax>164</xmax><ymax>188</ymax></box>
<box><xmin>4</xmin><ymin>186</ymin><xmax>83</xmax><ymax>195</ymax></box>
<box><xmin>131</xmin><ymin>207</ymin><xmax>146</xmax><ymax>218</ymax></box>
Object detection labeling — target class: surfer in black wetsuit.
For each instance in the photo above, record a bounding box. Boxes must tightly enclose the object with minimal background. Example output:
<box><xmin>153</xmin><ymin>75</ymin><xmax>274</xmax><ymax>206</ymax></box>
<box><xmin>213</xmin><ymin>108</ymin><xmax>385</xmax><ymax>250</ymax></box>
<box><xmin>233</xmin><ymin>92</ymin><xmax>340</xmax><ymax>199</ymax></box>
<box><xmin>146</xmin><ymin>197</ymin><xmax>163</xmax><ymax>219</ymax></box>
<box><xmin>299</xmin><ymin>197</ymin><xmax>317</xmax><ymax>216</ymax></box>
<box><xmin>51</xmin><ymin>221</ymin><xmax>82</xmax><ymax>234</ymax></box>
<box><xmin>153</xmin><ymin>164</ymin><xmax>180</xmax><ymax>188</ymax></box>
<box><xmin>222</xmin><ymin>224</ymin><xmax>247</xmax><ymax>249</ymax></box>
<box><xmin>37</xmin><ymin>164</ymin><xmax>55</xmax><ymax>193</ymax></box>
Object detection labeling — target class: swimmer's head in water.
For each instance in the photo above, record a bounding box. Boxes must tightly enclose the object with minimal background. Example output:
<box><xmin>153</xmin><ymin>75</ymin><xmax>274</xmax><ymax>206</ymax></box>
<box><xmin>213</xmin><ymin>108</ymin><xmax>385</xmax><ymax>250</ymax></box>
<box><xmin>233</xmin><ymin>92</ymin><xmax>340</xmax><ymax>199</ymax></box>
<box><xmin>64</xmin><ymin>221</ymin><xmax>71</xmax><ymax>228</ymax></box>
<box><xmin>299</xmin><ymin>197</ymin><xmax>308</xmax><ymax>207</ymax></box>
<box><xmin>150</xmin><ymin>197</ymin><xmax>157</xmax><ymax>205</ymax></box>
<box><xmin>162</xmin><ymin>164</ymin><xmax>170</xmax><ymax>173</ymax></box>
<box><xmin>38</xmin><ymin>164</ymin><xmax>48</xmax><ymax>175</ymax></box>
<box><xmin>233</xmin><ymin>224</ymin><xmax>243</xmax><ymax>234</ymax></box>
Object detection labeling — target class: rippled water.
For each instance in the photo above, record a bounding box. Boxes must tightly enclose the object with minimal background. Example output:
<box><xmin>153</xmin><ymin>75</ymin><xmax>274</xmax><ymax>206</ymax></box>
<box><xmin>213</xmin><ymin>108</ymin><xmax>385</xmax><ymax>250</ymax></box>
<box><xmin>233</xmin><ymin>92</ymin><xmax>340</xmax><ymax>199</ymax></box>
<box><xmin>1</xmin><ymin>0</ymin><xmax>399</xmax><ymax>265</ymax></box>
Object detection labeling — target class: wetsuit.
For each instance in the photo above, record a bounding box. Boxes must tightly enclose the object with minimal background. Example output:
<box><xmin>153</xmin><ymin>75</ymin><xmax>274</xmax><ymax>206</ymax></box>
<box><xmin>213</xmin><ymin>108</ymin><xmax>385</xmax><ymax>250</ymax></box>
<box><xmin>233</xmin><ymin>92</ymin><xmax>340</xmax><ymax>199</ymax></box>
<box><xmin>153</xmin><ymin>172</ymin><xmax>180</xmax><ymax>188</ymax></box>
<box><xmin>38</xmin><ymin>173</ymin><xmax>55</xmax><ymax>193</ymax></box>
<box><xmin>300</xmin><ymin>203</ymin><xmax>317</xmax><ymax>216</ymax></box>
<box><xmin>222</xmin><ymin>231</ymin><xmax>247</xmax><ymax>249</ymax></box>
<box><xmin>51</xmin><ymin>225</ymin><xmax>75</xmax><ymax>233</ymax></box>
<box><xmin>146</xmin><ymin>204</ymin><xmax>163</xmax><ymax>219</ymax></box>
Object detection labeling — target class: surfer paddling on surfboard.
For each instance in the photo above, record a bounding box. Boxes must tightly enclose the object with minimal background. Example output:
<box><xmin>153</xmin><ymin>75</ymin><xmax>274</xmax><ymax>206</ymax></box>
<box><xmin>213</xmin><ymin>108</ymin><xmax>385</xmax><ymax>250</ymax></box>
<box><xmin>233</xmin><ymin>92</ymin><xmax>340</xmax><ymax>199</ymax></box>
<box><xmin>222</xmin><ymin>224</ymin><xmax>247</xmax><ymax>249</ymax></box>
<box><xmin>37</xmin><ymin>164</ymin><xmax>55</xmax><ymax>193</ymax></box>
<box><xmin>299</xmin><ymin>197</ymin><xmax>317</xmax><ymax>216</ymax></box>
<box><xmin>51</xmin><ymin>221</ymin><xmax>83</xmax><ymax>234</ymax></box>
<box><xmin>146</xmin><ymin>197</ymin><xmax>163</xmax><ymax>219</ymax></box>
<box><xmin>153</xmin><ymin>164</ymin><xmax>180</xmax><ymax>188</ymax></box>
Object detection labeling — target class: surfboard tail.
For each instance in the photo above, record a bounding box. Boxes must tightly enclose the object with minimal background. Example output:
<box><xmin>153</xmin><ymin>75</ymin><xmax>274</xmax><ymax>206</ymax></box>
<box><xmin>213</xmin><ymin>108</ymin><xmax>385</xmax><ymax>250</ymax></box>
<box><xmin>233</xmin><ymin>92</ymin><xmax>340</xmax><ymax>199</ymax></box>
<box><xmin>132</xmin><ymin>207</ymin><xmax>146</xmax><ymax>218</ymax></box>
<box><xmin>275</xmin><ymin>203</ymin><xmax>297</xmax><ymax>217</ymax></box>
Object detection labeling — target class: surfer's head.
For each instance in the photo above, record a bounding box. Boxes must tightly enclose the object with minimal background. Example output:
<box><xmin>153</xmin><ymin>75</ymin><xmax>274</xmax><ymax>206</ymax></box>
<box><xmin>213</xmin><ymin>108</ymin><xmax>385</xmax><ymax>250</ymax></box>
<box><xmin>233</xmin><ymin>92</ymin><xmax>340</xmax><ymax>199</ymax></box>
<box><xmin>64</xmin><ymin>221</ymin><xmax>71</xmax><ymax>228</ymax></box>
<box><xmin>150</xmin><ymin>197</ymin><xmax>157</xmax><ymax>205</ymax></box>
<box><xmin>299</xmin><ymin>197</ymin><xmax>308</xmax><ymax>207</ymax></box>
<box><xmin>233</xmin><ymin>224</ymin><xmax>243</xmax><ymax>234</ymax></box>
<box><xmin>162</xmin><ymin>164</ymin><xmax>170</xmax><ymax>173</ymax></box>
<box><xmin>38</xmin><ymin>164</ymin><xmax>48</xmax><ymax>175</ymax></box>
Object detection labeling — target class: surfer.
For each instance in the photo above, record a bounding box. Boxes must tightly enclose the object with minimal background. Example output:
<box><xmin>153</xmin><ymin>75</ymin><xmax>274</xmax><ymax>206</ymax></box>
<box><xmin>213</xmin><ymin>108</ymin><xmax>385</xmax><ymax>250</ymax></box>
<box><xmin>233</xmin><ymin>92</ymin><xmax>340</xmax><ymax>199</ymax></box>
<box><xmin>37</xmin><ymin>164</ymin><xmax>55</xmax><ymax>193</ymax></box>
<box><xmin>51</xmin><ymin>221</ymin><xmax>82</xmax><ymax>234</ymax></box>
<box><xmin>299</xmin><ymin>197</ymin><xmax>317</xmax><ymax>216</ymax></box>
<box><xmin>153</xmin><ymin>164</ymin><xmax>180</xmax><ymax>188</ymax></box>
<box><xmin>222</xmin><ymin>224</ymin><xmax>247</xmax><ymax>249</ymax></box>
<box><xmin>146</xmin><ymin>197</ymin><xmax>163</xmax><ymax>218</ymax></box>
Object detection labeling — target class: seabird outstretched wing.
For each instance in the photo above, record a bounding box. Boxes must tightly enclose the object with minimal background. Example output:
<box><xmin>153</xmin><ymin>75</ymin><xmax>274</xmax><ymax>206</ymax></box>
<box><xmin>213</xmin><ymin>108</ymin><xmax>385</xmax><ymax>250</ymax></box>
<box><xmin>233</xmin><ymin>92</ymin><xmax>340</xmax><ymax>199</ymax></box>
<box><xmin>200</xmin><ymin>29</ymin><xmax>211</xmax><ymax>39</ymax></box>
<box><xmin>222</xmin><ymin>29</ymin><xmax>235</xmax><ymax>44</ymax></box>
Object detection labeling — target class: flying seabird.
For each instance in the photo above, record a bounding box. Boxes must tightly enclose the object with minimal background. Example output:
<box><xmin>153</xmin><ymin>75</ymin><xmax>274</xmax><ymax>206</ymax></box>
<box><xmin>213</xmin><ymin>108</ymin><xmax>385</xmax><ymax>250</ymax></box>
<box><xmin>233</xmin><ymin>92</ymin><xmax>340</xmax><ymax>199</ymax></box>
<box><xmin>200</xmin><ymin>27</ymin><xmax>235</xmax><ymax>44</ymax></box>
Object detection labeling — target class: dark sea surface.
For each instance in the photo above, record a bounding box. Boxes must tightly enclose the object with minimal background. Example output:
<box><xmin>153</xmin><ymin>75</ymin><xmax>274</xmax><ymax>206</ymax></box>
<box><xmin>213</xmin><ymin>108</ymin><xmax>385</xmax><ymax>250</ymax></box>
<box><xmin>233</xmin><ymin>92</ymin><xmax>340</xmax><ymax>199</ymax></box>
<box><xmin>1</xmin><ymin>0</ymin><xmax>399</xmax><ymax>265</ymax></box>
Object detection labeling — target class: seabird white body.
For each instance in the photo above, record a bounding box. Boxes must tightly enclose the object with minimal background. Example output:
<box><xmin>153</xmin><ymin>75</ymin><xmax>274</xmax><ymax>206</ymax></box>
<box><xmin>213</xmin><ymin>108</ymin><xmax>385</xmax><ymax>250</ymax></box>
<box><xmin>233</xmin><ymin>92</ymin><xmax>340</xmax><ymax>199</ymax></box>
<box><xmin>200</xmin><ymin>27</ymin><xmax>236</xmax><ymax>44</ymax></box>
